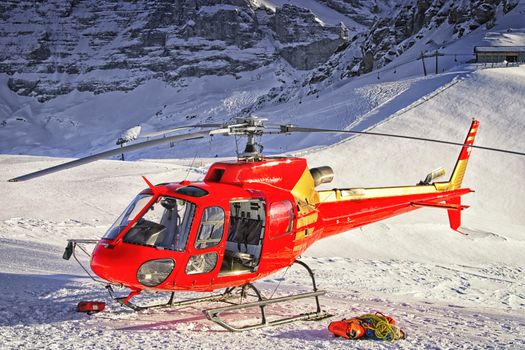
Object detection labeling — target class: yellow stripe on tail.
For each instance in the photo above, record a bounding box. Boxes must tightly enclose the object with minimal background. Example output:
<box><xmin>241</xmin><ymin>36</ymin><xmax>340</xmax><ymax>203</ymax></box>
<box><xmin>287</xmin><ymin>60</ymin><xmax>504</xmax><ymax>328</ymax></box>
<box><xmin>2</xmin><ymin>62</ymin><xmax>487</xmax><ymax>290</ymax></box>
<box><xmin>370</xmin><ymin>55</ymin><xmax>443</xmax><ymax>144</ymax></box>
<box><xmin>436</xmin><ymin>119</ymin><xmax>479</xmax><ymax>191</ymax></box>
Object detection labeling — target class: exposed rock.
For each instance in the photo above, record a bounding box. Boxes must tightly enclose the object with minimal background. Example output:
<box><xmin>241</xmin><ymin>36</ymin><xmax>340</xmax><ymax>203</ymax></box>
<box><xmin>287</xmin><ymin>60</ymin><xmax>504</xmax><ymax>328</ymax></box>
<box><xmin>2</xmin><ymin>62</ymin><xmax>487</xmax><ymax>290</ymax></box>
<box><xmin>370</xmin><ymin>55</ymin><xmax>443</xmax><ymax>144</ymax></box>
<box><xmin>503</xmin><ymin>0</ymin><xmax>519</xmax><ymax>13</ymax></box>
<box><xmin>0</xmin><ymin>0</ymin><xmax>347</xmax><ymax>101</ymax></box>
<box><xmin>473</xmin><ymin>3</ymin><xmax>496</xmax><ymax>25</ymax></box>
<box><xmin>0</xmin><ymin>0</ymin><xmax>520</xmax><ymax>104</ymax></box>
<box><xmin>280</xmin><ymin>38</ymin><xmax>346</xmax><ymax>70</ymax></box>
<box><xmin>140</xmin><ymin>30</ymin><xmax>167</xmax><ymax>47</ymax></box>
<box><xmin>360</xmin><ymin>50</ymin><xmax>375</xmax><ymax>74</ymax></box>
<box><xmin>269</xmin><ymin>5</ymin><xmax>349</xmax><ymax>70</ymax></box>
<box><xmin>357</xmin><ymin>0</ymin><xmax>512</xmax><ymax>74</ymax></box>
<box><xmin>7</xmin><ymin>78</ymin><xmax>40</xmax><ymax>96</ymax></box>
<box><xmin>270</xmin><ymin>4</ymin><xmax>330</xmax><ymax>44</ymax></box>
<box><xmin>29</xmin><ymin>45</ymin><xmax>51</xmax><ymax>61</ymax></box>
<box><xmin>315</xmin><ymin>0</ymin><xmax>386</xmax><ymax>27</ymax></box>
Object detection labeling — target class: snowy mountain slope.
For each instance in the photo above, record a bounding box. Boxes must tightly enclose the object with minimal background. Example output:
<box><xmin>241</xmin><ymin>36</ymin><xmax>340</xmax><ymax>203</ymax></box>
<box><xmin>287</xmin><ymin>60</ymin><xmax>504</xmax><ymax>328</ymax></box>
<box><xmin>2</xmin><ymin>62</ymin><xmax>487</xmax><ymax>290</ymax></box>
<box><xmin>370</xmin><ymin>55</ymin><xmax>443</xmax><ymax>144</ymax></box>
<box><xmin>0</xmin><ymin>61</ymin><xmax>464</xmax><ymax>158</ymax></box>
<box><xmin>1</xmin><ymin>0</ymin><xmax>524</xmax><ymax>162</ymax></box>
<box><xmin>0</xmin><ymin>66</ymin><xmax>524</xmax><ymax>349</ymax></box>
<box><xmin>306</xmin><ymin>66</ymin><xmax>525</xmax><ymax>261</ymax></box>
<box><xmin>257</xmin><ymin>0</ymin><xmax>525</xmax><ymax>116</ymax></box>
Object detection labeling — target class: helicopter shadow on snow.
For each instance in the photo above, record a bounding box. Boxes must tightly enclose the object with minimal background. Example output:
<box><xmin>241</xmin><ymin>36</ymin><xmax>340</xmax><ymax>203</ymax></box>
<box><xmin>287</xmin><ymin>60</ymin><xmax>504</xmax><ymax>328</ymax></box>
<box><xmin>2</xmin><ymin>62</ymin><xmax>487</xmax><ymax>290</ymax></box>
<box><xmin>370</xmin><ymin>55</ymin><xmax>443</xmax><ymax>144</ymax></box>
<box><xmin>272</xmin><ymin>327</ymin><xmax>333</xmax><ymax>341</ymax></box>
<box><xmin>0</xmin><ymin>271</ymin><xmax>106</xmax><ymax>327</ymax></box>
<box><xmin>111</xmin><ymin>305</ymin><xmax>278</xmax><ymax>333</ymax></box>
<box><xmin>111</xmin><ymin>309</ymin><xmax>222</xmax><ymax>333</ymax></box>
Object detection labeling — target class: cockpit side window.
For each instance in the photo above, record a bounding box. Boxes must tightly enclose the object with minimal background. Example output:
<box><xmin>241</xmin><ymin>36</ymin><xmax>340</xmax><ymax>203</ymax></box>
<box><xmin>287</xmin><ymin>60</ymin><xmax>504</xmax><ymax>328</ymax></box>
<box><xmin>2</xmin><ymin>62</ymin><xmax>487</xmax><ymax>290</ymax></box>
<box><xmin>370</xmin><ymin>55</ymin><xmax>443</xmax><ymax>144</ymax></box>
<box><xmin>194</xmin><ymin>206</ymin><xmax>225</xmax><ymax>249</ymax></box>
<box><xmin>123</xmin><ymin>196</ymin><xmax>196</xmax><ymax>251</ymax></box>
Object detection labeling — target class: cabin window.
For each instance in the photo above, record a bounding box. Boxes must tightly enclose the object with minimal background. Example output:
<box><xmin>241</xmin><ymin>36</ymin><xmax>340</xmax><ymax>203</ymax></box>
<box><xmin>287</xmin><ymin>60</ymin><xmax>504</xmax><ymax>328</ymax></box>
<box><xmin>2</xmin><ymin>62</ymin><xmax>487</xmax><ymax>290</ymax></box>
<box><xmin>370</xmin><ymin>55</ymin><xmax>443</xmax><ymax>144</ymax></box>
<box><xmin>194</xmin><ymin>206</ymin><xmax>225</xmax><ymax>249</ymax></box>
<box><xmin>176</xmin><ymin>185</ymin><xmax>208</xmax><ymax>197</ymax></box>
<box><xmin>186</xmin><ymin>252</ymin><xmax>218</xmax><ymax>275</ymax></box>
<box><xmin>268</xmin><ymin>200</ymin><xmax>294</xmax><ymax>239</ymax></box>
<box><xmin>123</xmin><ymin>196</ymin><xmax>196</xmax><ymax>251</ymax></box>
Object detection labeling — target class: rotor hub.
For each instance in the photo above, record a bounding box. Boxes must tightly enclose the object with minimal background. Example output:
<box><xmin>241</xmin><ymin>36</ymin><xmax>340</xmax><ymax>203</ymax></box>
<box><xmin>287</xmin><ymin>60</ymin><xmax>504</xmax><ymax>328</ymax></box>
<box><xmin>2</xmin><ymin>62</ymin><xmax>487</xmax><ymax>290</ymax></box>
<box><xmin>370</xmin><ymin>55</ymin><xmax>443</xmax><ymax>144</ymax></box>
<box><xmin>211</xmin><ymin>116</ymin><xmax>271</xmax><ymax>160</ymax></box>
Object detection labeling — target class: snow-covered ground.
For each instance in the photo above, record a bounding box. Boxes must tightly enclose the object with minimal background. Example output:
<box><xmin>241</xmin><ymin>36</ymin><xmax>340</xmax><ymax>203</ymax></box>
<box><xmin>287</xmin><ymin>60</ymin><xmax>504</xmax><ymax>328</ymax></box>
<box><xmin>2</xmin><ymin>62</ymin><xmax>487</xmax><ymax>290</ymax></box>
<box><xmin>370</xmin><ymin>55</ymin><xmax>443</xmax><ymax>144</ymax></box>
<box><xmin>1</xmin><ymin>66</ymin><xmax>524</xmax><ymax>349</ymax></box>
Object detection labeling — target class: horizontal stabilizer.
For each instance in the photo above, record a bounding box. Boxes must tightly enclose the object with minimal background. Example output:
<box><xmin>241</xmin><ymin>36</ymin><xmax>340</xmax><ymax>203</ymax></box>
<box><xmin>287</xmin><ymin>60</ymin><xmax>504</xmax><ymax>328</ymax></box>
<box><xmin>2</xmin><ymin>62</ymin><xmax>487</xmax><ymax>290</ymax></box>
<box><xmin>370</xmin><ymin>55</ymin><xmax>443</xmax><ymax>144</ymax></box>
<box><xmin>411</xmin><ymin>197</ymin><xmax>466</xmax><ymax>234</ymax></box>
<box><xmin>411</xmin><ymin>201</ymin><xmax>469</xmax><ymax>210</ymax></box>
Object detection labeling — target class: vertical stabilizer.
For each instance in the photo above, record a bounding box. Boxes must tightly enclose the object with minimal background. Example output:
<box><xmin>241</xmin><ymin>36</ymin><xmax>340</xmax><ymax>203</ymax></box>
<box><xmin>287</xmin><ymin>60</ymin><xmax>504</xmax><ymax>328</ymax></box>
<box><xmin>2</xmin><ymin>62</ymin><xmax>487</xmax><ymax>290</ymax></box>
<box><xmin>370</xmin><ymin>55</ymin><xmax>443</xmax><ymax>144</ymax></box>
<box><xmin>446</xmin><ymin>196</ymin><xmax>462</xmax><ymax>232</ymax></box>
<box><xmin>448</xmin><ymin>119</ymin><xmax>479</xmax><ymax>190</ymax></box>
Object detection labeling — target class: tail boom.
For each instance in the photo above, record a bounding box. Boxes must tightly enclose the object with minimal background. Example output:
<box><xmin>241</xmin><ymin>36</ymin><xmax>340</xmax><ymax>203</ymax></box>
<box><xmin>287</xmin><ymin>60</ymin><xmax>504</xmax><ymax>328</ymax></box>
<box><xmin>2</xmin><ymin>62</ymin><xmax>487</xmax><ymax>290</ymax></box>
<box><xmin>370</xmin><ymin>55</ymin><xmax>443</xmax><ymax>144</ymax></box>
<box><xmin>315</xmin><ymin>119</ymin><xmax>479</xmax><ymax>236</ymax></box>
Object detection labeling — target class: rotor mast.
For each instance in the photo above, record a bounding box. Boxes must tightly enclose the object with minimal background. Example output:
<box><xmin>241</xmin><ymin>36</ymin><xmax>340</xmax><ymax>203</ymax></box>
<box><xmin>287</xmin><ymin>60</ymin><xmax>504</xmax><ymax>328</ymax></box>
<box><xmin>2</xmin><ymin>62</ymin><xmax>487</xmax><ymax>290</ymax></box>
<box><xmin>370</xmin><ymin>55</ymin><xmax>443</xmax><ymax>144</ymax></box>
<box><xmin>214</xmin><ymin>116</ymin><xmax>268</xmax><ymax>160</ymax></box>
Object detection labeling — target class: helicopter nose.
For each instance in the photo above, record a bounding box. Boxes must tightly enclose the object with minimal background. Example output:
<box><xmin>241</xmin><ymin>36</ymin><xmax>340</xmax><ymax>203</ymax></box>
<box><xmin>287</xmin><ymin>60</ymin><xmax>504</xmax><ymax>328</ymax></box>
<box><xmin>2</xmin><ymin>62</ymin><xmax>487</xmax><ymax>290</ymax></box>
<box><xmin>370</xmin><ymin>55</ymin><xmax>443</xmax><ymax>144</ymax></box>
<box><xmin>90</xmin><ymin>241</ymin><xmax>178</xmax><ymax>289</ymax></box>
<box><xmin>90</xmin><ymin>242</ymin><xmax>120</xmax><ymax>283</ymax></box>
<box><xmin>90</xmin><ymin>241</ymin><xmax>139</xmax><ymax>285</ymax></box>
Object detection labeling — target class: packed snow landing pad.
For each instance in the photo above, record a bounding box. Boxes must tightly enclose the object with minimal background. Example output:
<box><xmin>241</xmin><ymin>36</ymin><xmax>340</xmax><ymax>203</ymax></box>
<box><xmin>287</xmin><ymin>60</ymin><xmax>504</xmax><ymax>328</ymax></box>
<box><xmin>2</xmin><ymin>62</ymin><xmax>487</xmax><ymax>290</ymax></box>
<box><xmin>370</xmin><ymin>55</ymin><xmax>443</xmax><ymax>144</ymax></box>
<box><xmin>1</xmin><ymin>155</ymin><xmax>524</xmax><ymax>349</ymax></box>
<box><xmin>0</xmin><ymin>240</ymin><xmax>524</xmax><ymax>349</ymax></box>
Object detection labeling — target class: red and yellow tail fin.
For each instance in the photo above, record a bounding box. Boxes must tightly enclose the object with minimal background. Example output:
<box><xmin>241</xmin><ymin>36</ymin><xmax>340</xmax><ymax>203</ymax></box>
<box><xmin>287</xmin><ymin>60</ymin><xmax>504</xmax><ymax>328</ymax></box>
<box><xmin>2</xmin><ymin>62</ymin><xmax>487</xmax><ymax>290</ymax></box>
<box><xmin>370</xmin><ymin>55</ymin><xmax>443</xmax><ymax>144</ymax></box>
<box><xmin>448</xmin><ymin>119</ymin><xmax>479</xmax><ymax>190</ymax></box>
<box><xmin>437</xmin><ymin>119</ymin><xmax>478</xmax><ymax>233</ymax></box>
<box><xmin>435</xmin><ymin>119</ymin><xmax>479</xmax><ymax>192</ymax></box>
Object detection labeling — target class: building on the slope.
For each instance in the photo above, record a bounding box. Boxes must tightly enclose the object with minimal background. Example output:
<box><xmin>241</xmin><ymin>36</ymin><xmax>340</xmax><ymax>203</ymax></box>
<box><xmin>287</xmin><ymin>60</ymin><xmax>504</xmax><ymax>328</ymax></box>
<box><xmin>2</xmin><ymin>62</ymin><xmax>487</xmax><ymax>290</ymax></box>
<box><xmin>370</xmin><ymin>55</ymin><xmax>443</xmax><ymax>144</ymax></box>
<box><xmin>474</xmin><ymin>46</ymin><xmax>525</xmax><ymax>64</ymax></box>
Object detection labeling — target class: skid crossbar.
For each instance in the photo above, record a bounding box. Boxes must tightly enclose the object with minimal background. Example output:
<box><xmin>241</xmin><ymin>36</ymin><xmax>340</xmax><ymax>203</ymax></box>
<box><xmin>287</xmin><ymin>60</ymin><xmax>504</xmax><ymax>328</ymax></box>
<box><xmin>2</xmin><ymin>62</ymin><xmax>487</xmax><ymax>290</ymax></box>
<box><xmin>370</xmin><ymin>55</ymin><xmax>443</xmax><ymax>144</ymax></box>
<box><xmin>203</xmin><ymin>290</ymin><xmax>331</xmax><ymax>331</ymax></box>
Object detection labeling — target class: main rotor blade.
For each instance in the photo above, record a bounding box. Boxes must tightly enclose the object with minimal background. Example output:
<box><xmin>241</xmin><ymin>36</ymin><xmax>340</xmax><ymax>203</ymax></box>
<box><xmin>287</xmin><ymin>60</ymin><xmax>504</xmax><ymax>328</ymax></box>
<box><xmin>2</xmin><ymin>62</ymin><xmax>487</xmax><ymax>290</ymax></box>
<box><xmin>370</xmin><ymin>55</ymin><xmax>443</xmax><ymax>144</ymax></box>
<box><xmin>282</xmin><ymin>125</ymin><xmax>525</xmax><ymax>157</ymax></box>
<box><xmin>140</xmin><ymin>123</ymin><xmax>223</xmax><ymax>138</ymax></box>
<box><xmin>8</xmin><ymin>130</ymin><xmax>213</xmax><ymax>182</ymax></box>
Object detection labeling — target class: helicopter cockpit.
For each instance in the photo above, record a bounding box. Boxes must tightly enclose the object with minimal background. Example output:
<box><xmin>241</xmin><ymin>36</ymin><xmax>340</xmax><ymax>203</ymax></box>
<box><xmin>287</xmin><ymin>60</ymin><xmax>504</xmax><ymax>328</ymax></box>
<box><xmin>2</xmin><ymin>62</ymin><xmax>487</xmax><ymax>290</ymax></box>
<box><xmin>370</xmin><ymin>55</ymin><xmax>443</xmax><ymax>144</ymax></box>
<box><xmin>99</xmin><ymin>185</ymin><xmax>267</xmax><ymax>280</ymax></box>
<box><xmin>103</xmin><ymin>194</ymin><xmax>197</xmax><ymax>252</ymax></box>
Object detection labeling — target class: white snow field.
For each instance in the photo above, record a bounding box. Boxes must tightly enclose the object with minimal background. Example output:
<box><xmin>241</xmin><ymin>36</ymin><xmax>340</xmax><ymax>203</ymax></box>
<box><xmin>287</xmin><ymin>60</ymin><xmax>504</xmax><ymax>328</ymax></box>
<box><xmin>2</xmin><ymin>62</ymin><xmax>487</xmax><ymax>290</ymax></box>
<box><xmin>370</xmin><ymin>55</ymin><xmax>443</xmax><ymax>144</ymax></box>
<box><xmin>1</xmin><ymin>66</ymin><xmax>524</xmax><ymax>349</ymax></box>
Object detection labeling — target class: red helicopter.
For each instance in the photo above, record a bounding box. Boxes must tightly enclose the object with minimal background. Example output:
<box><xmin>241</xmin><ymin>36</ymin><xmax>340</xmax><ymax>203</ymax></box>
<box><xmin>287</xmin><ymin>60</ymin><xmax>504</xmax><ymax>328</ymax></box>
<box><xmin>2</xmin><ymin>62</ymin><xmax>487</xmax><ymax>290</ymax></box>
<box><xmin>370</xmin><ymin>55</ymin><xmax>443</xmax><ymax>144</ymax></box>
<box><xmin>9</xmin><ymin>116</ymin><xmax>523</xmax><ymax>331</ymax></box>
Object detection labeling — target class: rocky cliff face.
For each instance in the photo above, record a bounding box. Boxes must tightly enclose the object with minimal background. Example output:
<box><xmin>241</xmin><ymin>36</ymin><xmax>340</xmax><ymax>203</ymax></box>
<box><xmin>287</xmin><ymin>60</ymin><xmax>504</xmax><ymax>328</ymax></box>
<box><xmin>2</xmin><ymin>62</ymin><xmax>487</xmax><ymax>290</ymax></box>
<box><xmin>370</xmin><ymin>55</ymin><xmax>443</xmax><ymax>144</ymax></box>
<box><xmin>0</xmin><ymin>0</ymin><xmax>520</xmax><ymax>105</ymax></box>
<box><xmin>0</xmin><ymin>0</ymin><xmax>348</xmax><ymax>102</ymax></box>
<box><xmin>269</xmin><ymin>4</ymin><xmax>349</xmax><ymax>70</ymax></box>
<box><xmin>315</xmin><ymin>0</ymin><xmax>397</xmax><ymax>27</ymax></box>
<box><xmin>239</xmin><ymin>0</ymin><xmax>521</xmax><ymax>113</ymax></box>
<box><xmin>357</xmin><ymin>0</ymin><xmax>520</xmax><ymax>73</ymax></box>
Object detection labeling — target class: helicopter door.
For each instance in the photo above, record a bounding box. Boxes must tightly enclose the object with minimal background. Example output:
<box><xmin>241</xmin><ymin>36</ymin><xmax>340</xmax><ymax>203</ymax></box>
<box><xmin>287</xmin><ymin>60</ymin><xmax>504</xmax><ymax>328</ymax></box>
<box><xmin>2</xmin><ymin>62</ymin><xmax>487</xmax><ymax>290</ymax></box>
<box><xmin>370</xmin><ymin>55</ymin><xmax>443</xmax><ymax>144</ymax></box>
<box><xmin>185</xmin><ymin>206</ymin><xmax>225</xmax><ymax>276</ymax></box>
<box><xmin>219</xmin><ymin>199</ymin><xmax>265</xmax><ymax>276</ymax></box>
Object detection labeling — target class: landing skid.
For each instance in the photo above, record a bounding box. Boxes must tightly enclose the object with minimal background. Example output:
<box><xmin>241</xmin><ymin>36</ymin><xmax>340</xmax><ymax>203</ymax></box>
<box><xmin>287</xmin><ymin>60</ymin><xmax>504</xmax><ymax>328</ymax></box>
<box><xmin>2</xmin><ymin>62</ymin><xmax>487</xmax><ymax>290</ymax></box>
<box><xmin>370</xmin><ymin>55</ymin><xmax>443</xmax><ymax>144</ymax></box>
<box><xmin>204</xmin><ymin>288</ymin><xmax>331</xmax><ymax>331</ymax></box>
<box><xmin>204</xmin><ymin>260</ymin><xmax>332</xmax><ymax>331</ymax></box>
<box><xmin>107</xmin><ymin>286</ymin><xmax>241</xmax><ymax>312</ymax></box>
<box><xmin>110</xmin><ymin>260</ymin><xmax>332</xmax><ymax>331</ymax></box>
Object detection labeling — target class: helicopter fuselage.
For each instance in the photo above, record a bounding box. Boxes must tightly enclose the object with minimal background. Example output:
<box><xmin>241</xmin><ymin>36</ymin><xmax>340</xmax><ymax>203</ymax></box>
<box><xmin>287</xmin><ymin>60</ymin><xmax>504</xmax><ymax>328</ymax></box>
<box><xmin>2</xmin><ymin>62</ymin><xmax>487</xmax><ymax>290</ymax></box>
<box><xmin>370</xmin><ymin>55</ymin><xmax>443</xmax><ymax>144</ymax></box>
<box><xmin>90</xmin><ymin>153</ymin><xmax>473</xmax><ymax>293</ymax></box>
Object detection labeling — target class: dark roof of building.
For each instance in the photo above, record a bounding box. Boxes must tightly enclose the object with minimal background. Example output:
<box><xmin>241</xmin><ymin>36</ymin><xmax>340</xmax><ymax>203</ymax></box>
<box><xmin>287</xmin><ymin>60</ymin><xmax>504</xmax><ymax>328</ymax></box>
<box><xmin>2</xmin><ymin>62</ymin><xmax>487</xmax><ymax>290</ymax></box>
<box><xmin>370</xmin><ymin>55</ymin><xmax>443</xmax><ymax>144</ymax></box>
<box><xmin>475</xmin><ymin>46</ymin><xmax>525</xmax><ymax>53</ymax></box>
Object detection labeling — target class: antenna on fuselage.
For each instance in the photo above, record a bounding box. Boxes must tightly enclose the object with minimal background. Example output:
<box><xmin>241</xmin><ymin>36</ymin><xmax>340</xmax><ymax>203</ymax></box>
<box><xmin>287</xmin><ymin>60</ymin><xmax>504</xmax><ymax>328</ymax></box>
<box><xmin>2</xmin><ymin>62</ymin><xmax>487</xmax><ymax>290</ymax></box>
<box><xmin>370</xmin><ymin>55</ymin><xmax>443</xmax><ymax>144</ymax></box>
<box><xmin>184</xmin><ymin>150</ymin><xmax>199</xmax><ymax>182</ymax></box>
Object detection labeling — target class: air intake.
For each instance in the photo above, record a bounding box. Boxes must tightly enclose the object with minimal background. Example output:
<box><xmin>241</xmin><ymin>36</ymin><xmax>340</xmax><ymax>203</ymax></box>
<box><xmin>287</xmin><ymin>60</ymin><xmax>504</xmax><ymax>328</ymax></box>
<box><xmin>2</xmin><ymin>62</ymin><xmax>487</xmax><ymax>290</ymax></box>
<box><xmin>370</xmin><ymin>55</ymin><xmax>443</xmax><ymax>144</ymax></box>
<box><xmin>310</xmin><ymin>166</ymin><xmax>334</xmax><ymax>187</ymax></box>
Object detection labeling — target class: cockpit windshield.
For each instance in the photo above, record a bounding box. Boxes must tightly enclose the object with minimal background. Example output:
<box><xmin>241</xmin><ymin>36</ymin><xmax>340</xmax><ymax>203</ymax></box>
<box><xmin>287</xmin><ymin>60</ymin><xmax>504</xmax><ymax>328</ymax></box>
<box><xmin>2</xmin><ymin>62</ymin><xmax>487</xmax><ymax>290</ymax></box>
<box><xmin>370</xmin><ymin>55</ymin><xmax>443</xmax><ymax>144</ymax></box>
<box><xmin>103</xmin><ymin>194</ymin><xmax>153</xmax><ymax>240</ymax></box>
<box><xmin>103</xmin><ymin>194</ymin><xmax>196</xmax><ymax>251</ymax></box>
